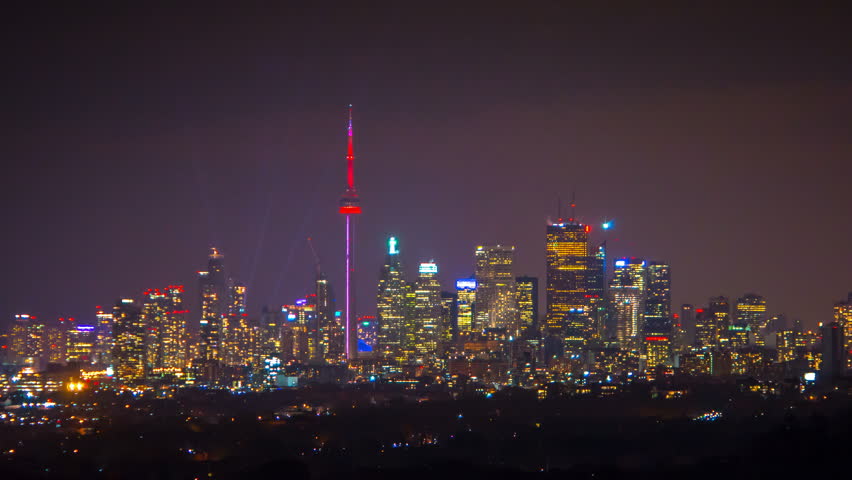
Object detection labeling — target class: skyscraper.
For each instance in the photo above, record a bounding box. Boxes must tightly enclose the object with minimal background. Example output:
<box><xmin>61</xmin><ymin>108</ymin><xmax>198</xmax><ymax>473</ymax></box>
<box><xmin>455</xmin><ymin>278</ymin><xmax>477</xmax><ymax>334</ymax></box>
<box><xmin>680</xmin><ymin>304</ymin><xmax>696</xmax><ymax>347</ymax></box>
<box><xmin>440</xmin><ymin>291</ymin><xmax>457</xmax><ymax>343</ymax></box>
<box><xmin>545</xmin><ymin>221</ymin><xmax>591</xmax><ymax>334</ymax></box>
<box><xmin>258</xmin><ymin>306</ymin><xmax>282</xmax><ymax>361</ymax></box>
<box><xmin>281</xmin><ymin>298</ymin><xmax>316</xmax><ymax>363</ymax></box>
<box><xmin>694</xmin><ymin>307</ymin><xmax>716</xmax><ymax>347</ymax></box>
<box><xmin>736</xmin><ymin>293</ymin><xmax>767</xmax><ymax>345</ymax></box>
<box><xmin>832</xmin><ymin>293</ymin><xmax>852</xmax><ymax>368</ymax></box>
<box><xmin>66</xmin><ymin>324</ymin><xmax>95</xmax><ymax>364</ymax></box>
<box><xmin>94</xmin><ymin>306</ymin><xmax>114</xmax><ymax>367</ymax></box>
<box><xmin>609</xmin><ymin>258</ymin><xmax>647</xmax><ymax>347</ymax></box>
<box><xmin>377</xmin><ymin>236</ymin><xmax>408</xmax><ymax>362</ymax></box>
<box><xmin>644</xmin><ymin>262</ymin><xmax>672</xmax><ymax>333</ymax></box>
<box><xmin>198</xmin><ymin>247</ymin><xmax>226</xmax><ymax>380</ymax></box>
<box><xmin>142</xmin><ymin>288</ymin><xmax>168</xmax><ymax>375</ymax></box>
<box><xmin>140</xmin><ymin>286</ymin><xmax>188</xmax><ymax>376</ymax></box>
<box><xmin>315</xmin><ymin>275</ymin><xmax>341</xmax><ymax>363</ymax></box>
<box><xmin>223</xmin><ymin>281</ymin><xmax>254</xmax><ymax>367</ymax></box>
<box><xmin>516</xmin><ymin>276</ymin><xmax>539</xmax><ymax>339</ymax></box>
<box><xmin>113</xmin><ymin>298</ymin><xmax>145</xmax><ymax>383</ymax></box>
<box><xmin>339</xmin><ymin>105</ymin><xmax>361</xmax><ymax>361</ymax></box>
<box><xmin>639</xmin><ymin>261</ymin><xmax>672</xmax><ymax>368</ymax></box>
<box><xmin>357</xmin><ymin>315</ymin><xmax>378</xmax><ymax>354</ymax></box>
<box><xmin>821</xmin><ymin>321</ymin><xmax>846</xmax><ymax>383</ymax></box>
<box><xmin>709</xmin><ymin>296</ymin><xmax>731</xmax><ymax>348</ymax></box>
<box><xmin>413</xmin><ymin>262</ymin><xmax>442</xmax><ymax>357</ymax></box>
<box><xmin>10</xmin><ymin>314</ymin><xmax>44</xmax><ymax>367</ymax></box>
<box><xmin>474</xmin><ymin>245</ymin><xmax>517</xmax><ymax>332</ymax></box>
<box><xmin>587</xmin><ymin>242</ymin><xmax>607</xmax><ymax>341</ymax></box>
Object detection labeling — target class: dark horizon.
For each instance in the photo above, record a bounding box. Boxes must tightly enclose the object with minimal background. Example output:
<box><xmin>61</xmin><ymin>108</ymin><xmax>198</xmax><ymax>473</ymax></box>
<box><xmin>2</xmin><ymin>4</ymin><xmax>850</xmax><ymax>329</ymax></box>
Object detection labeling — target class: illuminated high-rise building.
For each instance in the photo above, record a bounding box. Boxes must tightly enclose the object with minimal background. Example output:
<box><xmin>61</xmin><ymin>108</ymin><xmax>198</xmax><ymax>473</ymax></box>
<box><xmin>609</xmin><ymin>258</ymin><xmax>646</xmax><ymax>347</ymax></box>
<box><xmin>113</xmin><ymin>299</ymin><xmax>145</xmax><ymax>383</ymax></box>
<box><xmin>545</xmin><ymin>220</ymin><xmax>591</xmax><ymax>334</ymax></box>
<box><xmin>142</xmin><ymin>289</ymin><xmax>167</xmax><ymax>374</ymax></box>
<box><xmin>281</xmin><ymin>298</ymin><xmax>316</xmax><ymax>363</ymax></box>
<box><xmin>474</xmin><ymin>245</ymin><xmax>517</xmax><ymax>332</ymax></box>
<box><xmin>413</xmin><ymin>262</ymin><xmax>442</xmax><ymax>357</ymax></box>
<box><xmin>223</xmin><ymin>281</ymin><xmax>254</xmax><ymax>367</ymax></box>
<box><xmin>643</xmin><ymin>334</ymin><xmax>672</xmax><ymax>370</ymax></box>
<box><xmin>198</xmin><ymin>247</ymin><xmax>226</xmax><ymax>379</ymax></box>
<box><xmin>440</xmin><ymin>291</ymin><xmax>457</xmax><ymax>344</ymax></box>
<box><xmin>643</xmin><ymin>262</ymin><xmax>671</xmax><ymax>334</ymax></box>
<box><xmin>694</xmin><ymin>307</ymin><xmax>716</xmax><ymax>347</ymax></box>
<box><xmin>516</xmin><ymin>276</ymin><xmax>538</xmax><ymax>339</ymax></box>
<box><xmin>11</xmin><ymin>313</ymin><xmax>46</xmax><ymax>366</ymax></box>
<box><xmin>587</xmin><ymin>242</ymin><xmax>608</xmax><ymax>341</ymax></box>
<box><xmin>357</xmin><ymin>315</ymin><xmax>378</xmax><ymax>354</ymax></box>
<box><xmin>93</xmin><ymin>306</ymin><xmax>114</xmax><ymax>367</ymax></box>
<box><xmin>66</xmin><ymin>325</ymin><xmax>96</xmax><ymax>364</ymax></box>
<box><xmin>258</xmin><ymin>306</ymin><xmax>282</xmax><ymax>360</ymax></box>
<box><xmin>45</xmin><ymin>322</ymin><xmax>66</xmax><ymax>364</ymax></box>
<box><xmin>736</xmin><ymin>293</ymin><xmax>767</xmax><ymax>345</ymax></box>
<box><xmin>163</xmin><ymin>285</ymin><xmax>189</xmax><ymax>371</ymax></box>
<box><xmin>832</xmin><ymin>292</ymin><xmax>852</xmax><ymax>368</ymax></box>
<box><xmin>709</xmin><ymin>296</ymin><xmax>732</xmax><ymax>348</ymax></box>
<box><xmin>455</xmin><ymin>278</ymin><xmax>477</xmax><ymax>333</ymax></box>
<box><xmin>338</xmin><ymin>105</ymin><xmax>362</xmax><ymax>361</ymax></box>
<box><xmin>315</xmin><ymin>275</ymin><xmax>341</xmax><ymax>363</ymax></box>
<box><xmin>142</xmin><ymin>286</ymin><xmax>189</xmax><ymax>377</ymax></box>
<box><xmin>377</xmin><ymin>236</ymin><xmax>409</xmax><ymax>361</ymax></box>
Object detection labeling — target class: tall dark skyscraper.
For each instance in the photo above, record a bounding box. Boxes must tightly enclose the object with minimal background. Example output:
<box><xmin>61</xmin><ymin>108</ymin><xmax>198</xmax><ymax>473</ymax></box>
<box><xmin>338</xmin><ymin>105</ymin><xmax>361</xmax><ymax>361</ymax></box>
<box><xmin>440</xmin><ymin>291</ymin><xmax>458</xmax><ymax>343</ymax></box>
<box><xmin>644</xmin><ymin>262</ymin><xmax>672</xmax><ymax>334</ymax></box>
<box><xmin>821</xmin><ymin>321</ymin><xmax>846</xmax><ymax>383</ymax></box>
<box><xmin>198</xmin><ymin>248</ymin><xmax>226</xmax><ymax>380</ymax></box>
<box><xmin>587</xmin><ymin>242</ymin><xmax>607</xmax><ymax>341</ymax></box>
<box><xmin>545</xmin><ymin>219</ymin><xmax>591</xmax><ymax>334</ymax></box>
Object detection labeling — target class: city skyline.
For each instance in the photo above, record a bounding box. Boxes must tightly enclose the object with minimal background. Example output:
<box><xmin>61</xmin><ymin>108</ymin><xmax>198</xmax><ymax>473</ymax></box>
<box><xmin>3</xmin><ymin>5</ymin><xmax>851</xmax><ymax>329</ymax></box>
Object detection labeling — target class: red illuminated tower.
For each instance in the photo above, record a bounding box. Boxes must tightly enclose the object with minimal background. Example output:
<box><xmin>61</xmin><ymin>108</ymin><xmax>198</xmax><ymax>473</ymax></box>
<box><xmin>339</xmin><ymin>105</ymin><xmax>361</xmax><ymax>360</ymax></box>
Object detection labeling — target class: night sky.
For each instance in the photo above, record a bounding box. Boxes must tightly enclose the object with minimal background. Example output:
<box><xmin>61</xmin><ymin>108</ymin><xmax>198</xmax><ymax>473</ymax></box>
<box><xmin>2</xmin><ymin>4</ymin><xmax>850</xmax><ymax>330</ymax></box>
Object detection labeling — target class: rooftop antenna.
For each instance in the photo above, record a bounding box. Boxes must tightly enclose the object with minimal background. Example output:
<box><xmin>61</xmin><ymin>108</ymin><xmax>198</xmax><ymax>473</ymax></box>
<box><xmin>569</xmin><ymin>191</ymin><xmax>576</xmax><ymax>223</ymax></box>
<box><xmin>557</xmin><ymin>195</ymin><xmax>563</xmax><ymax>223</ymax></box>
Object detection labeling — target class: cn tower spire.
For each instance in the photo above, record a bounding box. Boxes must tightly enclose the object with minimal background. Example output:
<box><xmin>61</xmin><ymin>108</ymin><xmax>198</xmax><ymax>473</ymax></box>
<box><xmin>339</xmin><ymin>105</ymin><xmax>361</xmax><ymax>362</ymax></box>
<box><xmin>346</xmin><ymin>104</ymin><xmax>355</xmax><ymax>191</ymax></box>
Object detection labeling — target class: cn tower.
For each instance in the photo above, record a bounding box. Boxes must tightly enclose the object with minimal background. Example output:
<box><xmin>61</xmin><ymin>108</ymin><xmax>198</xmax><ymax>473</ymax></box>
<box><xmin>339</xmin><ymin>105</ymin><xmax>361</xmax><ymax>361</ymax></box>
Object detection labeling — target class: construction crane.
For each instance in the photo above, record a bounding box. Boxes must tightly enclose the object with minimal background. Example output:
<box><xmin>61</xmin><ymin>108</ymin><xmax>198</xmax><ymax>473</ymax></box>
<box><xmin>307</xmin><ymin>237</ymin><xmax>322</xmax><ymax>279</ymax></box>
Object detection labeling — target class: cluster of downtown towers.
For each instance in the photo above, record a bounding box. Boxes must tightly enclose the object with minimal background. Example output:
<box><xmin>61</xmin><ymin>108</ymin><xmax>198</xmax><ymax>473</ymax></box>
<box><xmin>11</xmin><ymin>107</ymin><xmax>831</xmax><ymax>386</ymax></box>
